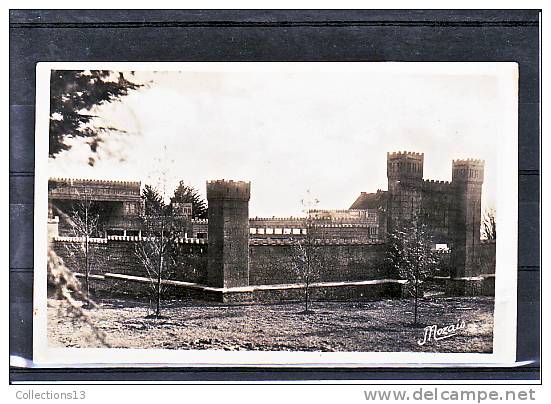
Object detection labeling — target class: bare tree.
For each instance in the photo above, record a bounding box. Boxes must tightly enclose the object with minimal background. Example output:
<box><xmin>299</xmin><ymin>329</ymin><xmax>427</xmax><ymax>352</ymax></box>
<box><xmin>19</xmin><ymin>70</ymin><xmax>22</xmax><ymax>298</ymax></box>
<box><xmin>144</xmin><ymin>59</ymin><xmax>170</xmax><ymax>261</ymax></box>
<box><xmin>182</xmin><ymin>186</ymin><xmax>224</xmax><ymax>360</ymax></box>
<box><xmin>481</xmin><ymin>208</ymin><xmax>497</xmax><ymax>241</ymax></box>
<box><xmin>56</xmin><ymin>190</ymin><xmax>106</xmax><ymax>301</ymax></box>
<box><xmin>134</xmin><ymin>148</ymin><xmax>185</xmax><ymax>318</ymax></box>
<box><xmin>134</xmin><ymin>185</ymin><xmax>181</xmax><ymax>318</ymax></box>
<box><xmin>290</xmin><ymin>192</ymin><xmax>324</xmax><ymax>314</ymax></box>
<box><xmin>385</xmin><ymin>218</ymin><xmax>438</xmax><ymax>325</ymax></box>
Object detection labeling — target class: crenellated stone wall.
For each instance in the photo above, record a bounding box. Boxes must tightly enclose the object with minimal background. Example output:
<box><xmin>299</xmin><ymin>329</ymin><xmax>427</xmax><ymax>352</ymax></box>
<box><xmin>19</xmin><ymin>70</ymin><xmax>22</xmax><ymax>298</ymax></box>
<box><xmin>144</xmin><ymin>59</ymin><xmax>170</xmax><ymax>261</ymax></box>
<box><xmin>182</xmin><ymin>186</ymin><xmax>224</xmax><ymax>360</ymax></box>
<box><xmin>248</xmin><ymin>241</ymin><xmax>390</xmax><ymax>286</ymax></box>
<box><xmin>51</xmin><ymin>237</ymin><xmax>391</xmax><ymax>289</ymax></box>
<box><xmin>51</xmin><ymin>235</ymin><xmax>495</xmax><ymax>301</ymax></box>
<box><xmin>52</xmin><ymin>236</ymin><xmax>208</xmax><ymax>285</ymax></box>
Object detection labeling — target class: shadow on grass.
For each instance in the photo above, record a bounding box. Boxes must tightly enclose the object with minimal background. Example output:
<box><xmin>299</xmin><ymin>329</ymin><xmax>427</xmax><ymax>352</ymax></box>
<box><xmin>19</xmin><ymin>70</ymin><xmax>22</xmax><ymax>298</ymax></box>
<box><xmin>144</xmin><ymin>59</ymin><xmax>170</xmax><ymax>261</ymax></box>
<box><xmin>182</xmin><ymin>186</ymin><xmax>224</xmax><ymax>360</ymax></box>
<box><xmin>144</xmin><ymin>314</ymin><xmax>171</xmax><ymax>320</ymax></box>
<box><xmin>297</xmin><ymin>310</ymin><xmax>316</xmax><ymax>315</ymax></box>
<box><xmin>183</xmin><ymin>311</ymin><xmax>244</xmax><ymax>322</ymax></box>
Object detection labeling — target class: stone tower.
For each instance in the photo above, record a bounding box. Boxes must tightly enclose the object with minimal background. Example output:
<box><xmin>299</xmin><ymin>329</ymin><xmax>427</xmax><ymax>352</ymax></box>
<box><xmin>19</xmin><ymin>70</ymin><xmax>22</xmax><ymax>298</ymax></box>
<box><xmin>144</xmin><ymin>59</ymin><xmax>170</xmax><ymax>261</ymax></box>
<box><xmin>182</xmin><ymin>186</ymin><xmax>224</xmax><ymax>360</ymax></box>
<box><xmin>206</xmin><ymin>180</ymin><xmax>251</xmax><ymax>288</ymax></box>
<box><xmin>449</xmin><ymin>159</ymin><xmax>485</xmax><ymax>278</ymax></box>
<box><xmin>387</xmin><ymin>151</ymin><xmax>424</xmax><ymax>231</ymax></box>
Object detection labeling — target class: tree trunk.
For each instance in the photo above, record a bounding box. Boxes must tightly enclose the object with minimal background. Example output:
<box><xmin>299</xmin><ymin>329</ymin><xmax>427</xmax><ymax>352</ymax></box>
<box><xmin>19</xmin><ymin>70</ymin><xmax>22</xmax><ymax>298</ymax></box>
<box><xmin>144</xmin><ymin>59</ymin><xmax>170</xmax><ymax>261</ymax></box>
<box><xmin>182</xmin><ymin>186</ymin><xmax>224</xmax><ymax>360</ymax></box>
<box><xmin>305</xmin><ymin>282</ymin><xmax>309</xmax><ymax>312</ymax></box>
<box><xmin>85</xmin><ymin>235</ymin><xmax>89</xmax><ymax>296</ymax></box>
<box><xmin>156</xmin><ymin>255</ymin><xmax>162</xmax><ymax>317</ymax></box>
<box><xmin>84</xmin><ymin>205</ymin><xmax>90</xmax><ymax>299</ymax></box>
<box><xmin>414</xmin><ymin>278</ymin><xmax>418</xmax><ymax>325</ymax></box>
<box><xmin>156</xmin><ymin>227</ymin><xmax>164</xmax><ymax>318</ymax></box>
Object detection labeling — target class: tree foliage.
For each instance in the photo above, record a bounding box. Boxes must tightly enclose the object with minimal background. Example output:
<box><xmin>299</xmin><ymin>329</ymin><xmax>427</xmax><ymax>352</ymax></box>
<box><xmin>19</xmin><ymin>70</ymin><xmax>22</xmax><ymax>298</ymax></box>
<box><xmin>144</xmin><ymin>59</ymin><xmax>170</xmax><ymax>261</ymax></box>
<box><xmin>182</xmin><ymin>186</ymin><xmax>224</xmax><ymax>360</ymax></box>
<box><xmin>142</xmin><ymin>184</ymin><xmax>166</xmax><ymax>216</ymax></box>
<box><xmin>49</xmin><ymin>70</ymin><xmax>142</xmax><ymax>162</ymax></box>
<box><xmin>170</xmin><ymin>181</ymin><xmax>208</xmax><ymax>219</ymax></box>
<box><xmin>385</xmin><ymin>218</ymin><xmax>439</xmax><ymax>325</ymax></box>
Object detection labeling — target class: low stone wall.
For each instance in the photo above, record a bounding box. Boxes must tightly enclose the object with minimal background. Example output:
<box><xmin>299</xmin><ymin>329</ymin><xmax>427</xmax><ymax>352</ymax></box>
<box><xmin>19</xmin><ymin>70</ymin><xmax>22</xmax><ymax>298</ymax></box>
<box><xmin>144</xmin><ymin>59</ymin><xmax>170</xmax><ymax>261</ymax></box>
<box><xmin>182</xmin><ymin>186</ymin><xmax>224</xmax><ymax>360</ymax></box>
<box><xmin>74</xmin><ymin>273</ymin><xmax>209</xmax><ymax>301</ymax></box>
<box><xmin>75</xmin><ymin>272</ymin><xmax>404</xmax><ymax>304</ymax></box>
<box><xmin>220</xmin><ymin>280</ymin><xmax>404</xmax><ymax>304</ymax></box>
<box><xmin>431</xmin><ymin>275</ymin><xmax>495</xmax><ymax>297</ymax></box>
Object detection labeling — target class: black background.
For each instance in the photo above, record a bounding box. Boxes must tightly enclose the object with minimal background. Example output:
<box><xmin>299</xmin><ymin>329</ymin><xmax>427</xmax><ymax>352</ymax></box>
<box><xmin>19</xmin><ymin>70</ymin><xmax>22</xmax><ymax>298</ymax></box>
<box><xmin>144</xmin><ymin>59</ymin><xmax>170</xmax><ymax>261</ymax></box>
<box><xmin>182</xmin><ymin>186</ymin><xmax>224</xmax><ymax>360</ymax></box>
<box><xmin>9</xmin><ymin>9</ymin><xmax>541</xmax><ymax>382</ymax></box>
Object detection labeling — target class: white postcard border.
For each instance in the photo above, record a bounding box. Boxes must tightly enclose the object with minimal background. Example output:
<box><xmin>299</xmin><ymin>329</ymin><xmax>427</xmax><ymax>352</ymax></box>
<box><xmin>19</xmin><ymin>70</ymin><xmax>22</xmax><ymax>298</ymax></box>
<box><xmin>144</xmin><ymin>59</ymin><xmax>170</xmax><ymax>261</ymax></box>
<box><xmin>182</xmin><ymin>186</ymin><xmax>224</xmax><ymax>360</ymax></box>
<box><xmin>33</xmin><ymin>62</ymin><xmax>518</xmax><ymax>367</ymax></box>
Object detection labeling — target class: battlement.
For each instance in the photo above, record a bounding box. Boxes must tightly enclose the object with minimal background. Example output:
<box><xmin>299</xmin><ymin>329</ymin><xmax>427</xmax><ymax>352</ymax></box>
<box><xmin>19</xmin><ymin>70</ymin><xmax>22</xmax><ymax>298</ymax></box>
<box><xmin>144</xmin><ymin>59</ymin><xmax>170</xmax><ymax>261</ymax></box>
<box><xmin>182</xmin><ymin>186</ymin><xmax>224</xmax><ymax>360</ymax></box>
<box><xmin>249</xmin><ymin>238</ymin><xmax>384</xmax><ymax>246</ymax></box>
<box><xmin>387</xmin><ymin>151</ymin><xmax>424</xmax><ymax>159</ymax></box>
<box><xmin>250</xmin><ymin>216</ymin><xmax>303</xmax><ymax>222</ymax></box>
<box><xmin>49</xmin><ymin>177</ymin><xmax>141</xmax><ymax>189</ymax></box>
<box><xmin>422</xmin><ymin>179</ymin><xmax>452</xmax><ymax>192</ymax></box>
<box><xmin>206</xmin><ymin>179</ymin><xmax>251</xmax><ymax>201</ymax></box>
<box><xmin>308</xmin><ymin>209</ymin><xmax>376</xmax><ymax>214</ymax></box>
<box><xmin>53</xmin><ymin>236</ymin><xmax>108</xmax><ymax>244</ymax></box>
<box><xmin>452</xmin><ymin>158</ymin><xmax>485</xmax><ymax>183</ymax></box>
<box><xmin>53</xmin><ymin>235</ymin><xmax>207</xmax><ymax>244</ymax></box>
<box><xmin>249</xmin><ymin>216</ymin><xmax>374</xmax><ymax>225</ymax></box>
<box><xmin>309</xmin><ymin>209</ymin><xmax>352</xmax><ymax>213</ymax></box>
<box><xmin>315</xmin><ymin>223</ymin><xmax>373</xmax><ymax>228</ymax></box>
<box><xmin>48</xmin><ymin>177</ymin><xmax>142</xmax><ymax>202</ymax></box>
<box><xmin>423</xmin><ymin>179</ymin><xmax>451</xmax><ymax>185</ymax></box>
<box><xmin>452</xmin><ymin>158</ymin><xmax>485</xmax><ymax>166</ymax></box>
<box><xmin>387</xmin><ymin>151</ymin><xmax>424</xmax><ymax>181</ymax></box>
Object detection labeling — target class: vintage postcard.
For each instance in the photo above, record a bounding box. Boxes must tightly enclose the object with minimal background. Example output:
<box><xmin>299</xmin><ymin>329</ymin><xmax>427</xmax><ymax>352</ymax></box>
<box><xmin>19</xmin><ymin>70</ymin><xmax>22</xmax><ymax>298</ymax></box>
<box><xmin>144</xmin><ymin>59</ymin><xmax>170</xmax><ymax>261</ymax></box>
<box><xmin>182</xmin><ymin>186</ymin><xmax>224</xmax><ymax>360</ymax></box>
<box><xmin>33</xmin><ymin>62</ymin><xmax>518</xmax><ymax>366</ymax></box>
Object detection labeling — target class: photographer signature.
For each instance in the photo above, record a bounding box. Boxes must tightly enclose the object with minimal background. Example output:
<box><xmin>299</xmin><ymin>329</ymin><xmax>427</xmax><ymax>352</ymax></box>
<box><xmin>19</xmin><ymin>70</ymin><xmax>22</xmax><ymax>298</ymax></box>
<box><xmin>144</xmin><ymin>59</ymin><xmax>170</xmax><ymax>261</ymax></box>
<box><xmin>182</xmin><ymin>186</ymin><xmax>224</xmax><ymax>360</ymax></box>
<box><xmin>417</xmin><ymin>320</ymin><xmax>466</xmax><ymax>346</ymax></box>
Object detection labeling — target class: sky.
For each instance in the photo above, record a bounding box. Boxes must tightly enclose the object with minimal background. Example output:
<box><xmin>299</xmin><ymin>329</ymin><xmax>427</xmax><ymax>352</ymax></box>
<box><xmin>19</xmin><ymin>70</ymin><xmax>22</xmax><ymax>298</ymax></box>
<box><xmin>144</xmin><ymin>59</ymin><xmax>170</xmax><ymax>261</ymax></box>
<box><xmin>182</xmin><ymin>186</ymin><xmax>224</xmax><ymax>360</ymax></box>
<box><xmin>48</xmin><ymin>63</ymin><xmax>514</xmax><ymax>218</ymax></box>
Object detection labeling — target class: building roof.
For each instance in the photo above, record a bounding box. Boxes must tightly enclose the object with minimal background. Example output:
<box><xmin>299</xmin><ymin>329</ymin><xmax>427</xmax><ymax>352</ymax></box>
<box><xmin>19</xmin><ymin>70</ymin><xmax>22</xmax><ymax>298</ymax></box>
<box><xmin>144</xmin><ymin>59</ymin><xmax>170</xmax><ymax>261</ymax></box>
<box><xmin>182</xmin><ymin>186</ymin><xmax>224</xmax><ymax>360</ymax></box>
<box><xmin>349</xmin><ymin>190</ymin><xmax>388</xmax><ymax>210</ymax></box>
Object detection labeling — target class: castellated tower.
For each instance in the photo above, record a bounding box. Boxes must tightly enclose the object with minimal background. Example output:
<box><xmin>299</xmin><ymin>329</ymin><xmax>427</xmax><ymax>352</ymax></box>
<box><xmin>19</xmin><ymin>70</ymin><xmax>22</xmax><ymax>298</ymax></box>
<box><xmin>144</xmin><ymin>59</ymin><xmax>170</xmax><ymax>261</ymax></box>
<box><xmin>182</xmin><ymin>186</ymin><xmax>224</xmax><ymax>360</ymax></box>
<box><xmin>206</xmin><ymin>180</ymin><xmax>251</xmax><ymax>288</ymax></box>
<box><xmin>387</xmin><ymin>151</ymin><xmax>424</xmax><ymax>231</ymax></box>
<box><xmin>449</xmin><ymin>159</ymin><xmax>485</xmax><ymax>279</ymax></box>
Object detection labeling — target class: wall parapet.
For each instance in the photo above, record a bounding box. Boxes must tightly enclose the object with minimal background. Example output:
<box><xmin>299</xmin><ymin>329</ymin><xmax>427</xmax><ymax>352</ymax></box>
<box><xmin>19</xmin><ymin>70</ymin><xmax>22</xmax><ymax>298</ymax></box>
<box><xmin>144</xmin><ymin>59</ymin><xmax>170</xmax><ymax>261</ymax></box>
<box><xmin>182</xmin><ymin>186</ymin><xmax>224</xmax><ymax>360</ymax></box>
<box><xmin>422</xmin><ymin>179</ymin><xmax>452</xmax><ymax>192</ymax></box>
<box><xmin>249</xmin><ymin>238</ymin><xmax>385</xmax><ymax>246</ymax></box>
<box><xmin>250</xmin><ymin>216</ymin><xmax>304</xmax><ymax>222</ymax></box>
<box><xmin>452</xmin><ymin>158</ymin><xmax>485</xmax><ymax>165</ymax></box>
<box><xmin>206</xmin><ymin>179</ymin><xmax>251</xmax><ymax>200</ymax></box>
<box><xmin>107</xmin><ymin>235</ymin><xmax>207</xmax><ymax>244</ymax></box>
<box><xmin>53</xmin><ymin>236</ymin><xmax>108</xmax><ymax>244</ymax></box>
<box><xmin>308</xmin><ymin>209</ymin><xmax>370</xmax><ymax>214</ymax></box>
<box><xmin>249</xmin><ymin>217</ymin><xmax>375</xmax><ymax>224</ymax></box>
<box><xmin>387</xmin><ymin>151</ymin><xmax>424</xmax><ymax>158</ymax></box>
<box><xmin>48</xmin><ymin>177</ymin><xmax>142</xmax><ymax>201</ymax></box>
<box><xmin>53</xmin><ymin>235</ymin><xmax>207</xmax><ymax>244</ymax></box>
<box><xmin>49</xmin><ymin>177</ymin><xmax>141</xmax><ymax>188</ymax></box>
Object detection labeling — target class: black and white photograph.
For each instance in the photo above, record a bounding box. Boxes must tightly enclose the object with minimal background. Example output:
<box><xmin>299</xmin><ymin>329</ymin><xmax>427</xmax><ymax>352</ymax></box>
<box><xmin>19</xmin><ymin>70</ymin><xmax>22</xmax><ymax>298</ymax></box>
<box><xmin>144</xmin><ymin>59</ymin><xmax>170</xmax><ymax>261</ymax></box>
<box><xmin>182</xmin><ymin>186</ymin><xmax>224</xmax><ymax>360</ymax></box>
<box><xmin>32</xmin><ymin>62</ymin><xmax>518</xmax><ymax>366</ymax></box>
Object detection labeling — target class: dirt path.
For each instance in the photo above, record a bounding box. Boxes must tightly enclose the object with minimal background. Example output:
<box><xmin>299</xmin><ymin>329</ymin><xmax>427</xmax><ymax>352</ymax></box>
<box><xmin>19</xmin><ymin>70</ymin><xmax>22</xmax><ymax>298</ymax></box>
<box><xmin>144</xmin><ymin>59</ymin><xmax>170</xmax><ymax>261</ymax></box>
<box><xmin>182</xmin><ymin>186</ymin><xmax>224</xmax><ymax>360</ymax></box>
<box><xmin>48</xmin><ymin>297</ymin><xmax>494</xmax><ymax>353</ymax></box>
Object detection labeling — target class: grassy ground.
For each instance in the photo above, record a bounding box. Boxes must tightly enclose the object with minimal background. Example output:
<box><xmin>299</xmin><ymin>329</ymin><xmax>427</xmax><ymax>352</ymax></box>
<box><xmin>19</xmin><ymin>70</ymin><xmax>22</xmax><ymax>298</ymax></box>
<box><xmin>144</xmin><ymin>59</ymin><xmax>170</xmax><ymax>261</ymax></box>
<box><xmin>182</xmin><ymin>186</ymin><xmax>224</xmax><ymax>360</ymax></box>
<box><xmin>48</xmin><ymin>296</ymin><xmax>494</xmax><ymax>353</ymax></box>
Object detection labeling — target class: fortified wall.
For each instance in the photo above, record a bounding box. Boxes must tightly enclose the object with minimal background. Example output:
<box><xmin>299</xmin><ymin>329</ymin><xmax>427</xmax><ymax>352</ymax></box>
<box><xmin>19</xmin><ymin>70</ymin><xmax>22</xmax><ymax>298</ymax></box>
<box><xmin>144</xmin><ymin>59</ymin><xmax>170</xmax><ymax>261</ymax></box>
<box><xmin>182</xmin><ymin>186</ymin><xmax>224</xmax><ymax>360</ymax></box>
<box><xmin>52</xmin><ymin>235</ymin><xmax>396</xmax><ymax>302</ymax></box>
<box><xmin>49</xmin><ymin>151</ymin><xmax>493</xmax><ymax>302</ymax></box>
<box><xmin>53</xmin><ymin>237</ymin><xmax>391</xmax><ymax>285</ymax></box>
<box><xmin>352</xmin><ymin>152</ymin><xmax>486</xmax><ymax>282</ymax></box>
